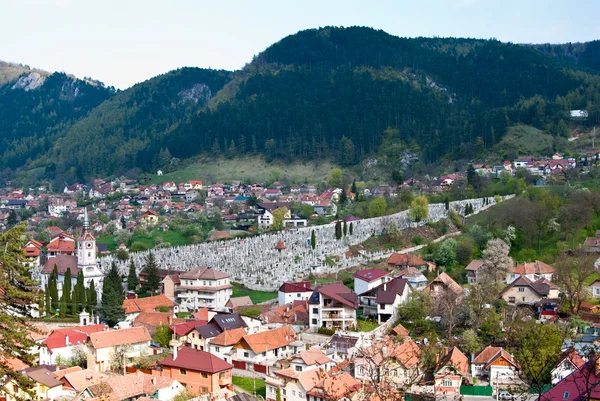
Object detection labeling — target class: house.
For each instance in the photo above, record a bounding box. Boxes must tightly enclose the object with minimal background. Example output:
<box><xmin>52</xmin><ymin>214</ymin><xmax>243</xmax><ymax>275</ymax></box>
<box><xmin>122</xmin><ymin>294</ymin><xmax>177</xmax><ymax>322</ymax></box>
<box><xmin>353</xmin><ymin>268</ymin><xmax>391</xmax><ymax>296</ymax></box>
<box><xmin>551</xmin><ymin>348</ymin><xmax>586</xmax><ymax>385</ymax></box>
<box><xmin>177</xmin><ymin>314</ymin><xmax>246</xmax><ymax>352</ymax></box>
<box><xmin>176</xmin><ymin>267</ymin><xmax>232</xmax><ymax>311</ymax></box>
<box><xmin>1</xmin><ymin>366</ymin><xmax>63</xmax><ymax>401</ymax></box>
<box><xmin>306</xmin><ymin>371</ymin><xmax>361</xmax><ymax>401</ymax></box>
<box><xmin>87</xmin><ymin>327</ymin><xmax>152</xmax><ymax>372</ymax></box>
<box><xmin>506</xmin><ymin>260</ymin><xmax>555</xmax><ymax>284</ymax></box>
<box><xmin>80</xmin><ymin>371</ymin><xmax>184</xmax><ymax>401</ymax></box>
<box><xmin>225</xmin><ymin>296</ymin><xmax>253</xmax><ymax>312</ymax></box>
<box><xmin>513</xmin><ymin>156</ymin><xmax>535</xmax><ymax>168</ymax></box>
<box><xmin>285</xmin><ymin>348</ymin><xmax>335</xmax><ymax>373</ymax></box>
<box><xmin>46</xmin><ymin>233</ymin><xmax>75</xmax><ymax>258</ymax></box>
<box><xmin>140</xmin><ymin>210</ymin><xmax>159</xmax><ymax>226</ymax></box>
<box><xmin>278</xmin><ymin>282</ymin><xmax>313</xmax><ymax>306</ymax></box>
<box><xmin>261</xmin><ymin>301</ymin><xmax>309</xmax><ymax>326</ymax></box>
<box><xmin>39</xmin><ymin>324</ymin><xmax>104</xmax><ymax>365</ymax></box>
<box><xmin>434</xmin><ymin>347</ymin><xmax>470</xmax><ymax>395</ymax></box>
<box><xmin>471</xmin><ymin>346</ymin><xmax>518</xmax><ymax>385</ymax></box>
<box><xmin>465</xmin><ymin>259</ymin><xmax>483</xmax><ymax>284</ymax></box>
<box><xmin>541</xmin><ymin>359</ymin><xmax>600</xmax><ymax>400</ymax></box>
<box><xmin>313</xmin><ymin>199</ymin><xmax>336</xmax><ymax>216</ymax></box>
<box><xmin>354</xmin><ymin>337</ymin><xmax>422</xmax><ymax>388</ymax></box>
<box><xmin>359</xmin><ymin>276</ymin><xmax>411</xmax><ymax>324</ymax></box>
<box><xmin>424</xmin><ymin>272</ymin><xmax>463</xmax><ymax>301</ymax></box>
<box><xmin>233</xmin><ymin>326</ymin><xmax>298</xmax><ymax>374</ymax></box>
<box><xmin>396</xmin><ymin>266</ymin><xmax>428</xmax><ymax>290</ymax></box>
<box><xmin>590</xmin><ymin>278</ymin><xmax>600</xmax><ymax>299</ymax></box>
<box><xmin>583</xmin><ymin>233</ymin><xmax>600</xmax><ymax>253</ymax></box>
<box><xmin>265</xmin><ymin>367</ymin><xmax>325</xmax><ymax>401</ymax></box>
<box><xmin>386</xmin><ymin>253</ymin><xmax>428</xmax><ymax>270</ymax></box>
<box><xmin>308</xmin><ymin>283</ymin><xmax>359</xmax><ymax>332</ymax></box>
<box><xmin>170</xmin><ymin>320</ymin><xmax>210</xmax><ymax>350</ymax></box>
<box><xmin>154</xmin><ymin>346</ymin><xmax>233</xmax><ymax>396</ymax></box>
<box><xmin>499</xmin><ymin>276</ymin><xmax>559</xmax><ymax>305</ymax></box>
<box><xmin>23</xmin><ymin>239</ymin><xmax>43</xmax><ymax>268</ymax></box>
<box><xmin>208</xmin><ymin>327</ymin><xmax>247</xmax><ymax>364</ymax></box>
<box><xmin>134</xmin><ymin>311</ymin><xmax>179</xmax><ymax>336</ymax></box>
<box><xmin>161</xmin><ymin>273</ymin><xmax>182</xmax><ymax>300</ymax></box>
<box><xmin>139</xmin><ymin>268</ymin><xmax>185</xmax><ymax>295</ymax></box>
<box><xmin>57</xmin><ymin>368</ymin><xmax>106</xmax><ymax>395</ymax></box>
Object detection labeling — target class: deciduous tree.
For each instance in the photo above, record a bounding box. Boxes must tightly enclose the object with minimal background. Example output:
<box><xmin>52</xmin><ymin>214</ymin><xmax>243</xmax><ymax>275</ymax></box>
<box><xmin>408</xmin><ymin>195</ymin><xmax>429</xmax><ymax>222</ymax></box>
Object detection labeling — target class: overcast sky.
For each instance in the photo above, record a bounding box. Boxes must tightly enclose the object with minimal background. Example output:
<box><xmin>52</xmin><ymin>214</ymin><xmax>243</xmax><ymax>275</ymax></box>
<box><xmin>2</xmin><ymin>0</ymin><xmax>599</xmax><ymax>89</ymax></box>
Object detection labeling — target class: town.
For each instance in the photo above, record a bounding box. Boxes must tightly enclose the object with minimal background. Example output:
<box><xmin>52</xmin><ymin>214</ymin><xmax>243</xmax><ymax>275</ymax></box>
<box><xmin>2</xmin><ymin>144</ymin><xmax>600</xmax><ymax>401</ymax></box>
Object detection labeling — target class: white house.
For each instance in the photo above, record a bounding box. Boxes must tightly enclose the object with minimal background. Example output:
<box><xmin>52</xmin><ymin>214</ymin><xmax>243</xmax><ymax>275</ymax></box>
<box><xmin>233</xmin><ymin>326</ymin><xmax>300</xmax><ymax>374</ymax></box>
<box><xmin>551</xmin><ymin>349</ymin><xmax>585</xmax><ymax>385</ymax></box>
<box><xmin>86</xmin><ymin>327</ymin><xmax>152</xmax><ymax>372</ymax></box>
<box><xmin>176</xmin><ymin>266</ymin><xmax>232</xmax><ymax>311</ymax></box>
<box><xmin>288</xmin><ymin>348</ymin><xmax>335</xmax><ymax>373</ymax></box>
<box><xmin>353</xmin><ymin>268</ymin><xmax>391</xmax><ymax>296</ymax></box>
<box><xmin>590</xmin><ymin>278</ymin><xmax>600</xmax><ymax>299</ymax></box>
<box><xmin>506</xmin><ymin>260</ymin><xmax>555</xmax><ymax>284</ymax></box>
<box><xmin>207</xmin><ymin>327</ymin><xmax>246</xmax><ymax>364</ymax></box>
<box><xmin>278</xmin><ymin>282</ymin><xmax>313</xmax><ymax>306</ymax></box>
<box><xmin>471</xmin><ymin>347</ymin><xmax>518</xmax><ymax>385</ymax></box>
<box><xmin>359</xmin><ymin>277</ymin><xmax>411</xmax><ymax>324</ymax></box>
<box><xmin>308</xmin><ymin>283</ymin><xmax>358</xmax><ymax>331</ymax></box>
<box><xmin>39</xmin><ymin>325</ymin><xmax>104</xmax><ymax>365</ymax></box>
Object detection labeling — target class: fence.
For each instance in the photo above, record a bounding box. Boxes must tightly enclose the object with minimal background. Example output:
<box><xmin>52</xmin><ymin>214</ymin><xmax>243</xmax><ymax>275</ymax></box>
<box><xmin>460</xmin><ymin>386</ymin><xmax>493</xmax><ymax>396</ymax></box>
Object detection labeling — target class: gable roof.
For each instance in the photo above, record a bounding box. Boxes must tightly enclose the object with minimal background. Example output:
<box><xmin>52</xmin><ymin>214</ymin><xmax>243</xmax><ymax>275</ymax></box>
<box><xmin>123</xmin><ymin>294</ymin><xmax>176</xmax><ymax>314</ymax></box>
<box><xmin>436</xmin><ymin>347</ymin><xmax>469</xmax><ymax>377</ymax></box>
<box><xmin>308</xmin><ymin>283</ymin><xmax>358</xmax><ymax>309</ymax></box>
<box><xmin>512</xmin><ymin>260</ymin><xmax>556</xmax><ymax>275</ymax></box>
<box><xmin>237</xmin><ymin>326</ymin><xmax>296</xmax><ymax>354</ymax></box>
<box><xmin>61</xmin><ymin>369</ymin><xmax>106</xmax><ymax>391</ymax></box>
<box><xmin>171</xmin><ymin>320</ymin><xmax>208</xmax><ymax>337</ymax></box>
<box><xmin>159</xmin><ymin>346</ymin><xmax>233</xmax><ymax>373</ymax></box>
<box><xmin>226</xmin><ymin>296</ymin><xmax>253</xmax><ymax>308</ymax></box>
<box><xmin>89</xmin><ymin>327</ymin><xmax>151</xmax><ymax>349</ymax></box>
<box><xmin>499</xmin><ymin>276</ymin><xmax>554</xmax><ymax>297</ymax></box>
<box><xmin>295</xmin><ymin>348</ymin><xmax>333</xmax><ymax>367</ymax></box>
<box><xmin>211</xmin><ymin>314</ymin><xmax>247</xmax><ymax>331</ymax></box>
<box><xmin>43</xmin><ymin>325</ymin><xmax>104</xmax><ymax>351</ymax></box>
<box><xmin>465</xmin><ymin>260</ymin><xmax>484</xmax><ymax>271</ymax></box>
<box><xmin>41</xmin><ymin>255</ymin><xmax>80</xmax><ymax>275</ymax></box>
<box><xmin>472</xmin><ymin>346</ymin><xmax>517</xmax><ymax>369</ymax></box>
<box><xmin>25</xmin><ymin>367</ymin><xmax>63</xmax><ymax>388</ymax></box>
<box><xmin>353</xmin><ymin>268</ymin><xmax>389</xmax><ymax>283</ymax></box>
<box><xmin>196</xmin><ymin>322</ymin><xmax>223</xmax><ymax>339</ymax></box>
<box><xmin>425</xmin><ymin>272</ymin><xmax>463</xmax><ymax>296</ymax></box>
<box><xmin>387</xmin><ymin>253</ymin><xmax>427</xmax><ymax>267</ymax></box>
<box><xmin>390</xmin><ymin>323</ymin><xmax>410</xmax><ymax>338</ymax></box>
<box><xmin>87</xmin><ymin>371</ymin><xmax>178</xmax><ymax>400</ymax></box>
<box><xmin>179</xmin><ymin>266</ymin><xmax>230</xmax><ymax>280</ymax></box>
<box><xmin>278</xmin><ymin>282</ymin><xmax>313</xmax><ymax>293</ymax></box>
<box><xmin>210</xmin><ymin>327</ymin><xmax>247</xmax><ymax>347</ymax></box>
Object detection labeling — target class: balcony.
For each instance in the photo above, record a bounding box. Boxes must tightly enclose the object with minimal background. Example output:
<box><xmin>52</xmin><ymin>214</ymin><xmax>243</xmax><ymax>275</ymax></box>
<box><xmin>218</xmin><ymin>377</ymin><xmax>231</xmax><ymax>386</ymax></box>
<box><xmin>321</xmin><ymin>312</ymin><xmax>355</xmax><ymax>320</ymax></box>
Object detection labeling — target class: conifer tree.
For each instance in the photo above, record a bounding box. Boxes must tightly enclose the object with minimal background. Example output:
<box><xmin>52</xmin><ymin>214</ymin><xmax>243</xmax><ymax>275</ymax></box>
<box><xmin>107</xmin><ymin>262</ymin><xmax>125</xmax><ymax>301</ymax></box>
<box><xmin>349</xmin><ymin>222</ymin><xmax>354</xmax><ymax>235</ymax></box>
<box><xmin>127</xmin><ymin>260</ymin><xmax>139</xmax><ymax>291</ymax></box>
<box><xmin>100</xmin><ymin>279</ymin><xmax>125</xmax><ymax>327</ymax></box>
<box><xmin>60</xmin><ymin>268</ymin><xmax>72</xmax><ymax>317</ymax></box>
<box><xmin>311</xmin><ymin>229</ymin><xmax>316</xmax><ymax>250</ymax></box>
<box><xmin>72</xmin><ymin>270</ymin><xmax>85</xmax><ymax>314</ymax></box>
<box><xmin>79</xmin><ymin>271</ymin><xmax>87</xmax><ymax>314</ymax></box>
<box><xmin>351</xmin><ymin>179</ymin><xmax>357</xmax><ymax>195</ymax></box>
<box><xmin>87</xmin><ymin>279</ymin><xmax>97</xmax><ymax>312</ymax></box>
<box><xmin>142</xmin><ymin>253</ymin><xmax>160</xmax><ymax>294</ymax></box>
<box><xmin>48</xmin><ymin>265</ymin><xmax>59</xmax><ymax>311</ymax></box>
<box><xmin>335</xmin><ymin>221</ymin><xmax>342</xmax><ymax>240</ymax></box>
<box><xmin>343</xmin><ymin>221</ymin><xmax>348</xmax><ymax>237</ymax></box>
<box><xmin>0</xmin><ymin>224</ymin><xmax>39</xmax><ymax>397</ymax></box>
<box><xmin>45</xmin><ymin>285</ymin><xmax>51</xmax><ymax>315</ymax></box>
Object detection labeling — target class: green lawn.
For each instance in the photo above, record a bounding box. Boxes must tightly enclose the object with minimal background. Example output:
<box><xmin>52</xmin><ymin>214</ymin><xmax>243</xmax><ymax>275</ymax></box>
<box><xmin>149</xmin><ymin>155</ymin><xmax>349</xmax><ymax>185</ymax></box>
<box><xmin>231</xmin><ymin>282</ymin><xmax>277</xmax><ymax>304</ymax></box>
<box><xmin>353</xmin><ymin>318</ymin><xmax>381</xmax><ymax>332</ymax></box>
<box><xmin>96</xmin><ymin>229</ymin><xmax>195</xmax><ymax>252</ymax></box>
<box><xmin>232</xmin><ymin>376</ymin><xmax>266</xmax><ymax>398</ymax></box>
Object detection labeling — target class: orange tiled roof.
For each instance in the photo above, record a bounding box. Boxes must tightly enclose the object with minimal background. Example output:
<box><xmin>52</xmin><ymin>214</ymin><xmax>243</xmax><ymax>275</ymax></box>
<box><xmin>123</xmin><ymin>294</ymin><xmax>176</xmax><ymax>314</ymax></box>
<box><xmin>89</xmin><ymin>327</ymin><xmax>151</xmax><ymax>349</ymax></box>
<box><xmin>237</xmin><ymin>326</ymin><xmax>296</xmax><ymax>354</ymax></box>
<box><xmin>511</xmin><ymin>260</ymin><xmax>555</xmax><ymax>275</ymax></box>
<box><xmin>209</xmin><ymin>327</ymin><xmax>246</xmax><ymax>347</ymax></box>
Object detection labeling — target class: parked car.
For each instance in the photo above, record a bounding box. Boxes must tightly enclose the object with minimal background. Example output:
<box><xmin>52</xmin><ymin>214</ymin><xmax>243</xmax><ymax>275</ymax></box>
<box><xmin>498</xmin><ymin>392</ymin><xmax>514</xmax><ymax>400</ymax></box>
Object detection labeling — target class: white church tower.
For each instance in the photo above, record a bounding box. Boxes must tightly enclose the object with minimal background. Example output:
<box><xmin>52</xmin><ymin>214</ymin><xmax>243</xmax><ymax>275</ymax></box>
<box><xmin>78</xmin><ymin>209</ymin><xmax>103</xmax><ymax>295</ymax></box>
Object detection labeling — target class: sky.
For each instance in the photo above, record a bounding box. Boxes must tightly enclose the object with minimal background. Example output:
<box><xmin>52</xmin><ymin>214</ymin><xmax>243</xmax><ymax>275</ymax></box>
<box><xmin>2</xmin><ymin>0</ymin><xmax>599</xmax><ymax>89</ymax></box>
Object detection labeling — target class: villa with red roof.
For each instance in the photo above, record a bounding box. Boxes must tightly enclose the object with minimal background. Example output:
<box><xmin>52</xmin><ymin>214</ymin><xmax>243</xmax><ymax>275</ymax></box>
<box><xmin>506</xmin><ymin>260</ymin><xmax>556</xmax><ymax>284</ymax></box>
<box><xmin>278</xmin><ymin>281</ymin><xmax>313</xmax><ymax>306</ymax></box>
<box><xmin>434</xmin><ymin>347</ymin><xmax>470</xmax><ymax>395</ymax></box>
<box><xmin>154</xmin><ymin>346</ymin><xmax>233</xmax><ymax>396</ymax></box>
<box><xmin>308</xmin><ymin>283</ymin><xmax>358</xmax><ymax>331</ymax></box>
<box><xmin>471</xmin><ymin>346</ymin><xmax>518</xmax><ymax>385</ymax></box>
<box><xmin>39</xmin><ymin>324</ymin><xmax>105</xmax><ymax>365</ymax></box>
<box><xmin>353</xmin><ymin>268</ymin><xmax>391</xmax><ymax>296</ymax></box>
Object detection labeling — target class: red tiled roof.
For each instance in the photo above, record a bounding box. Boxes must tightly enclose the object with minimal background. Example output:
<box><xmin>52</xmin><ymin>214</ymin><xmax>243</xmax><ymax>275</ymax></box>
<box><xmin>511</xmin><ymin>260</ymin><xmax>555</xmax><ymax>275</ymax></box>
<box><xmin>123</xmin><ymin>294</ymin><xmax>176</xmax><ymax>314</ymax></box>
<box><xmin>275</xmin><ymin>240</ymin><xmax>286</xmax><ymax>250</ymax></box>
<box><xmin>44</xmin><ymin>325</ymin><xmax>104</xmax><ymax>351</ymax></box>
<box><xmin>465</xmin><ymin>260</ymin><xmax>484</xmax><ymax>271</ymax></box>
<box><xmin>353</xmin><ymin>268</ymin><xmax>389</xmax><ymax>283</ymax></box>
<box><xmin>171</xmin><ymin>320</ymin><xmax>208</xmax><ymax>337</ymax></box>
<box><xmin>159</xmin><ymin>346</ymin><xmax>233</xmax><ymax>373</ymax></box>
<box><xmin>42</xmin><ymin>255</ymin><xmax>80</xmax><ymax>275</ymax></box>
<box><xmin>89</xmin><ymin>327</ymin><xmax>151</xmax><ymax>349</ymax></box>
<box><xmin>310</xmin><ymin>283</ymin><xmax>358</xmax><ymax>309</ymax></box>
<box><xmin>387</xmin><ymin>253</ymin><xmax>427</xmax><ymax>267</ymax></box>
<box><xmin>237</xmin><ymin>326</ymin><xmax>296</xmax><ymax>354</ymax></box>
<box><xmin>179</xmin><ymin>267</ymin><xmax>230</xmax><ymax>280</ymax></box>
<box><xmin>209</xmin><ymin>327</ymin><xmax>246</xmax><ymax>346</ymax></box>
<box><xmin>278</xmin><ymin>282</ymin><xmax>312</xmax><ymax>293</ymax></box>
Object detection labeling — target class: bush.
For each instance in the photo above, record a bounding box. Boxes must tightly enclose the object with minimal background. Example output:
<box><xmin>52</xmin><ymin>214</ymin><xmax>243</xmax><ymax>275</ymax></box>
<box><xmin>130</xmin><ymin>242</ymin><xmax>149</xmax><ymax>252</ymax></box>
<box><xmin>317</xmin><ymin>327</ymin><xmax>336</xmax><ymax>336</ymax></box>
<box><xmin>412</xmin><ymin>236</ymin><xmax>423</xmax><ymax>245</ymax></box>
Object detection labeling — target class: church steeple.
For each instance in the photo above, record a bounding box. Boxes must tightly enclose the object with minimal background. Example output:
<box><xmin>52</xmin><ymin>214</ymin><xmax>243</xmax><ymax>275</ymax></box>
<box><xmin>83</xmin><ymin>208</ymin><xmax>90</xmax><ymax>231</ymax></box>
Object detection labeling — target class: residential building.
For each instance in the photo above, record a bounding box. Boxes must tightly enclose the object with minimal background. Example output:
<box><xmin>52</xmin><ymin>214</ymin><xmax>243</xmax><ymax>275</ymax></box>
<box><xmin>23</xmin><ymin>239</ymin><xmax>43</xmax><ymax>269</ymax></box>
<box><xmin>306</xmin><ymin>371</ymin><xmax>361</xmax><ymax>401</ymax></box>
<box><xmin>286</xmin><ymin>348</ymin><xmax>335</xmax><ymax>373</ymax></box>
<box><xmin>590</xmin><ymin>278</ymin><xmax>600</xmax><ymax>299</ymax></box>
<box><xmin>225</xmin><ymin>296</ymin><xmax>253</xmax><ymax>312</ymax></box>
<box><xmin>499</xmin><ymin>276</ymin><xmax>560</xmax><ymax>305</ymax></box>
<box><xmin>424</xmin><ymin>272</ymin><xmax>463</xmax><ymax>300</ymax></box>
<box><xmin>359</xmin><ymin>276</ymin><xmax>411</xmax><ymax>324</ymax></box>
<box><xmin>396</xmin><ymin>266</ymin><xmax>428</xmax><ymax>290</ymax></box>
<box><xmin>551</xmin><ymin>348</ymin><xmax>586</xmax><ymax>385</ymax></box>
<box><xmin>140</xmin><ymin>209</ymin><xmax>159</xmax><ymax>226</ymax></box>
<box><xmin>123</xmin><ymin>294</ymin><xmax>176</xmax><ymax>321</ymax></box>
<box><xmin>176</xmin><ymin>267</ymin><xmax>232</xmax><ymax>311</ymax></box>
<box><xmin>541</xmin><ymin>359</ymin><xmax>599</xmax><ymax>400</ymax></box>
<box><xmin>471</xmin><ymin>346</ymin><xmax>518</xmax><ymax>385</ymax></box>
<box><xmin>265</xmin><ymin>367</ymin><xmax>322</xmax><ymax>401</ymax></box>
<box><xmin>233</xmin><ymin>326</ymin><xmax>298</xmax><ymax>373</ymax></box>
<box><xmin>434</xmin><ymin>347</ymin><xmax>470</xmax><ymax>395</ymax></box>
<box><xmin>208</xmin><ymin>327</ymin><xmax>247</xmax><ymax>364</ymax></box>
<box><xmin>1</xmin><ymin>366</ymin><xmax>63</xmax><ymax>401</ymax></box>
<box><xmin>353</xmin><ymin>268</ymin><xmax>391</xmax><ymax>296</ymax></box>
<box><xmin>86</xmin><ymin>327</ymin><xmax>152</xmax><ymax>372</ymax></box>
<box><xmin>308</xmin><ymin>283</ymin><xmax>358</xmax><ymax>332</ymax></box>
<box><xmin>465</xmin><ymin>259</ymin><xmax>483</xmax><ymax>284</ymax></box>
<box><xmin>506</xmin><ymin>260</ymin><xmax>555</xmax><ymax>283</ymax></box>
<box><xmin>386</xmin><ymin>253</ymin><xmax>428</xmax><ymax>270</ymax></box>
<box><xmin>154</xmin><ymin>346</ymin><xmax>233</xmax><ymax>396</ymax></box>
<box><xmin>278</xmin><ymin>282</ymin><xmax>313</xmax><ymax>306</ymax></box>
<box><xmin>39</xmin><ymin>324</ymin><xmax>104</xmax><ymax>365</ymax></box>
<box><xmin>261</xmin><ymin>301</ymin><xmax>309</xmax><ymax>326</ymax></box>
<box><xmin>79</xmin><ymin>371</ymin><xmax>183</xmax><ymax>401</ymax></box>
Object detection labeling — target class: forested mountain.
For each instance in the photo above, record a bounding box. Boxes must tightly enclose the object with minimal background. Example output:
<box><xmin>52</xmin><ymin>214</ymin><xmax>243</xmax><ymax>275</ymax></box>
<box><xmin>3</xmin><ymin>27</ymin><xmax>600</xmax><ymax>181</ymax></box>
<box><xmin>0</xmin><ymin>63</ymin><xmax>113</xmax><ymax>170</ymax></box>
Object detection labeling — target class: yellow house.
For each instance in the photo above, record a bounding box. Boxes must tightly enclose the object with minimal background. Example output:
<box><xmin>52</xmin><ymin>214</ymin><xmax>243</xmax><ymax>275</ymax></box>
<box><xmin>1</xmin><ymin>366</ymin><xmax>63</xmax><ymax>401</ymax></box>
<box><xmin>140</xmin><ymin>210</ymin><xmax>159</xmax><ymax>226</ymax></box>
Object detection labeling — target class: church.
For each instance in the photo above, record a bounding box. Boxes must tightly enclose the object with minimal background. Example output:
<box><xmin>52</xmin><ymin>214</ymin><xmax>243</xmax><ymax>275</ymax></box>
<box><xmin>39</xmin><ymin>209</ymin><xmax>104</xmax><ymax>300</ymax></box>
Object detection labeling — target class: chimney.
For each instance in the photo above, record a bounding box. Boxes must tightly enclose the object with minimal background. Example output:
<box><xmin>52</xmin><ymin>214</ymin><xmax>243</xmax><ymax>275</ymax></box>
<box><xmin>152</xmin><ymin>377</ymin><xmax>156</xmax><ymax>385</ymax></box>
<box><xmin>383</xmin><ymin>283</ymin><xmax>387</xmax><ymax>291</ymax></box>
<box><xmin>65</xmin><ymin>335</ymin><xmax>70</xmax><ymax>346</ymax></box>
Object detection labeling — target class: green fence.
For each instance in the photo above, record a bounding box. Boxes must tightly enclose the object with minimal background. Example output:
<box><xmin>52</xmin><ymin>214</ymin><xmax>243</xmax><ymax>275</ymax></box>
<box><xmin>460</xmin><ymin>386</ymin><xmax>493</xmax><ymax>396</ymax></box>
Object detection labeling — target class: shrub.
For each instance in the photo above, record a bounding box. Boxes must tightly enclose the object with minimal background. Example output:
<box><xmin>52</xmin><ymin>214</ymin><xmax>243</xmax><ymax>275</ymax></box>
<box><xmin>130</xmin><ymin>242</ymin><xmax>149</xmax><ymax>252</ymax></box>
<box><xmin>317</xmin><ymin>327</ymin><xmax>336</xmax><ymax>336</ymax></box>
<box><xmin>412</xmin><ymin>236</ymin><xmax>423</xmax><ymax>245</ymax></box>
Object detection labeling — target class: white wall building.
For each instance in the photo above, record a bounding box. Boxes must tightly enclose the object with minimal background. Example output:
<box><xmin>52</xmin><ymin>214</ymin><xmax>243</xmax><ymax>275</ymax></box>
<box><xmin>176</xmin><ymin>267</ymin><xmax>232</xmax><ymax>311</ymax></box>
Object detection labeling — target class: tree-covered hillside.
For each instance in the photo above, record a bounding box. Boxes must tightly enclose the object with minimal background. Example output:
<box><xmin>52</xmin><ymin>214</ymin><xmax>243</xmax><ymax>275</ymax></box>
<box><xmin>4</xmin><ymin>26</ymin><xmax>600</xmax><ymax>180</ymax></box>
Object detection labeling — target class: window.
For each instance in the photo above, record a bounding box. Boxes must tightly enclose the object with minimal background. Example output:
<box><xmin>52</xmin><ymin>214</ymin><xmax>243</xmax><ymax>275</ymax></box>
<box><xmin>357</xmin><ymin>365</ymin><xmax>364</xmax><ymax>375</ymax></box>
<box><xmin>295</xmin><ymin>365</ymin><xmax>302</xmax><ymax>372</ymax></box>
<box><xmin>311</xmin><ymin>319</ymin><xmax>317</xmax><ymax>325</ymax></box>
<box><xmin>244</xmin><ymin>352</ymin><xmax>249</xmax><ymax>358</ymax></box>
<box><xmin>518</xmin><ymin>287</ymin><xmax>525</xmax><ymax>292</ymax></box>
<box><xmin>201</xmin><ymin>372</ymin><xmax>208</xmax><ymax>378</ymax></box>
<box><xmin>201</xmin><ymin>387</ymin><xmax>208</xmax><ymax>394</ymax></box>
<box><xmin>508</xmin><ymin>297</ymin><xmax>515</xmax><ymax>303</ymax></box>
<box><xmin>312</xmin><ymin>308</ymin><xmax>318</xmax><ymax>314</ymax></box>
<box><xmin>215</xmin><ymin>346</ymin><xmax>220</xmax><ymax>352</ymax></box>
<box><xmin>13</xmin><ymin>384</ymin><xmax>19</xmax><ymax>393</ymax></box>
<box><xmin>443</xmin><ymin>378</ymin><xmax>452</xmax><ymax>387</ymax></box>
<box><xmin>283</xmin><ymin>389</ymin><xmax>287</xmax><ymax>395</ymax></box>
<box><xmin>219</xmin><ymin>372</ymin><xmax>226</xmax><ymax>379</ymax></box>
<box><xmin>299</xmin><ymin>392</ymin><xmax>304</xmax><ymax>398</ymax></box>
<box><xmin>292</xmin><ymin>390</ymin><xmax>296</xmax><ymax>396</ymax></box>
<box><xmin>179</xmin><ymin>369</ymin><xmax>187</xmax><ymax>375</ymax></box>
<box><xmin>297</xmin><ymin>293</ymin><xmax>301</xmax><ymax>297</ymax></box>
<box><xmin>563</xmin><ymin>392</ymin><xmax>570</xmax><ymax>399</ymax></box>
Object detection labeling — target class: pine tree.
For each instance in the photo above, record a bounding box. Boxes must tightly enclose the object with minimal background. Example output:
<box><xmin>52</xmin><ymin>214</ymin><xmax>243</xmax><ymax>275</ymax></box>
<box><xmin>71</xmin><ymin>279</ymin><xmax>79</xmax><ymax>316</ymax></box>
<box><xmin>351</xmin><ymin>179</ymin><xmax>357</xmax><ymax>195</ymax></box>
<box><xmin>72</xmin><ymin>270</ymin><xmax>85</xmax><ymax>314</ymax></box>
<box><xmin>0</xmin><ymin>224</ymin><xmax>40</xmax><ymax>397</ymax></box>
<box><xmin>87</xmin><ymin>279</ymin><xmax>98</xmax><ymax>313</ymax></box>
<box><xmin>444</xmin><ymin>197</ymin><xmax>450</xmax><ymax>211</ymax></box>
<box><xmin>142</xmin><ymin>253</ymin><xmax>160</xmax><ymax>294</ymax></box>
<box><xmin>343</xmin><ymin>221</ymin><xmax>348</xmax><ymax>237</ymax></box>
<box><xmin>349</xmin><ymin>222</ymin><xmax>354</xmax><ymax>235</ymax></box>
<box><xmin>339</xmin><ymin>189</ymin><xmax>347</xmax><ymax>206</ymax></box>
<box><xmin>48</xmin><ymin>265</ymin><xmax>59</xmax><ymax>312</ymax></box>
<box><xmin>79</xmin><ymin>271</ymin><xmax>87</xmax><ymax>315</ymax></box>
<box><xmin>100</xmin><ymin>278</ymin><xmax>125</xmax><ymax>327</ymax></box>
<box><xmin>60</xmin><ymin>268</ymin><xmax>72</xmax><ymax>317</ymax></box>
<box><xmin>127</xmin><ymin>260</ymin><xmax>139</xmax><ymax>291</ymax></box>
<box><xmin>335</xmin><ymin>221</ymin><xmax>342</xmax><ymax>240</ymax></box>
<box><xmin>107</xmin><ymin>262</ymin><xmax>125</xmax><ymax>301</ymax></box>
<box><xmin>311</xmin><ymin>229</ymin><xmax>316</xmax><ymax>250</ymax></box>
<box><xmin>45</xmin><ymin>285</ymin><xmax>51</xmax><ymax>315</ymax></box>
